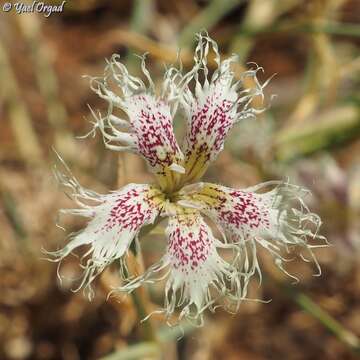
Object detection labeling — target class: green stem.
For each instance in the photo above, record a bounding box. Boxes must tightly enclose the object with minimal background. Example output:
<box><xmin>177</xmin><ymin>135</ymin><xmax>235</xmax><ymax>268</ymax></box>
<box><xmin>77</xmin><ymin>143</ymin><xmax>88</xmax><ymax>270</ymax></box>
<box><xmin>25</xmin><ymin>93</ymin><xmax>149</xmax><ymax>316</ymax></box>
<box><xmin>267</xmin><ymin>270</ymin><xmax>360</xmax><ymax>354</ymax></box>
<box><xmin>178</xmin><ymin>0</ymin><xmax>244</xmax><ymax>47</ymax></box>
<box><xmin>269</xmin><ymin>269</ymin><xmax>360</xmax><ymax>353</ymax></box>
<box><xmin>126</xmin><ymin>219</ymin><xmax>163</xmax><ymax>342</ymax></box>
<box><xmin>275</xmin><ymin>105</ymin><xmax>360</xmax><ymax>162</ymax></box>
<box><xmin>130</xmin><ymin>290</ymin><xmax>157</xmax><ymax>342</ymax></box>
<box><xmin>291</xmin><ymin>291</ymin><xmax>360</xmax><ymax>353</ymax></box>
<box><xmin>120</xmin><ymin>251</ymin><xmax>157</xmax><ymax>342</ymax></box>
<box><xmin>124</xmin><ymin>0</ymin><xmax>155</xmax><ymax>71</ymax></box>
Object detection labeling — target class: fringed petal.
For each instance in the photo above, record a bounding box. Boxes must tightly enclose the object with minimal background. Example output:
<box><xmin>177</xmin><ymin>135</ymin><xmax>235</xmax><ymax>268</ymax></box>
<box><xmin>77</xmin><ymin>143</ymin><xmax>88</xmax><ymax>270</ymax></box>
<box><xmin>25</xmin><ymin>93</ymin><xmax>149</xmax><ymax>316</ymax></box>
<box><xmin>117</xmin><ymin>211</ymin><xmax>244</xmax><ymax>325</ymax></box>
<box><xmin>45</xmin><ymin>164</ymin><xmax>164</xmax><ymax>298</ymax></box>
<box><xmin>171</xmin><ymin>33</ymin><xmax>271</xmax><ymax>182</ymax></box>
<box><xmin>164</xmin><ymin>213</ymin><xmax>235</xmax><ymax>322</ymax></box>
<box><xmin>86</xmin><ymin>54</ymin><xmax>184</xmax><ymax>192</ymax></box>
<box><xmin>178</xmin><ymin>181</ymin><xmax>327</xmax><ymax>281</ymax></box>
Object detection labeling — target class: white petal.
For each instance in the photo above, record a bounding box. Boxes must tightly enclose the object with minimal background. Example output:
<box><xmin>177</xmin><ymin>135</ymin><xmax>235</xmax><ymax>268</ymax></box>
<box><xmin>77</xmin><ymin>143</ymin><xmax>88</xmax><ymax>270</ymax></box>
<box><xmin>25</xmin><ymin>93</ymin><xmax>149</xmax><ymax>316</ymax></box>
<box><xmin>173</xmin><ymin>33</ymin><xmax>272</xmax><ymax>182</ymax></box>
<box><xmin>88</xmin><ymin>54</ymin><xmax>184</xmax><ymax>191</ymax></box>
<box><xmin>118</xmin><ymin>212</ymin><xmax>243</xmax><ymax>324</ymax></box>
<box><xmin>181</xmin><ymin>182</ymin><xmax>327</xmax><ymax>281</ymax></box>
<box><xmin>46</xmin><ymin>169</ymin><xmax>163</xmax><ymax>297</ymax></box>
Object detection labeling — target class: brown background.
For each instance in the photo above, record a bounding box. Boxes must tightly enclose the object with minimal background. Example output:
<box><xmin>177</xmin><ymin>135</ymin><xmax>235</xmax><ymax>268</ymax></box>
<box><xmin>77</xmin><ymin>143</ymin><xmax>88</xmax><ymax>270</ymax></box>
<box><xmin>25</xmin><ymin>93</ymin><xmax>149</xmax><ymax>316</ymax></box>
<box><xmin>0</xmin><ymin>0</ymin><xmax>360</xmax><ymax>359</ymax></box>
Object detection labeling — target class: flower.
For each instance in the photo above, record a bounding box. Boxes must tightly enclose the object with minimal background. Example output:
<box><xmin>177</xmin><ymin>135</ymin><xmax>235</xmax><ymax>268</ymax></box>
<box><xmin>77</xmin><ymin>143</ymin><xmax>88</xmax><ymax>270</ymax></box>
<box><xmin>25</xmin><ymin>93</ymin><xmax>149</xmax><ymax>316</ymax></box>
<box><xmin>48</xmin><ymin>33</ymin><xmax>327</xmax><ymax>324</ymax></box>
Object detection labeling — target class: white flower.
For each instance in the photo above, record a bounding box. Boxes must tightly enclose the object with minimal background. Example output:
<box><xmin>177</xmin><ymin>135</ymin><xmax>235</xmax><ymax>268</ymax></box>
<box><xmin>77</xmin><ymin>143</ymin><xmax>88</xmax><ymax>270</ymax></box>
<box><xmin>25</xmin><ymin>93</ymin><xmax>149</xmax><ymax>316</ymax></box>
<box><xmin>47</xmin><ymin>33</ymin><xmax>327</xmax><ymax>324</ymax></box>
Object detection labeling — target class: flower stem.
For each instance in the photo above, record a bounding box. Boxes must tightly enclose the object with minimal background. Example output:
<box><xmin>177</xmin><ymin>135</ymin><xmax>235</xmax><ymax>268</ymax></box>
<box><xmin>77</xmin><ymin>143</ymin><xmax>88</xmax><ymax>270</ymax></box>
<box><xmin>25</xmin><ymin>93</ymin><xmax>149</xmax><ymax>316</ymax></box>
<box><xmin>125</xmin><ymin>251</ymin><xmax>158</xmax><ymax>342</ymax></box>
<box><xmin>130</xmin><ymin>291</ymin><xmax>156</xmax><ymax>341</ymax></box>
<box><xmin>114</xmin><ymin>0</ymin><xmax>160</xmax><ymax>342</ymax></box>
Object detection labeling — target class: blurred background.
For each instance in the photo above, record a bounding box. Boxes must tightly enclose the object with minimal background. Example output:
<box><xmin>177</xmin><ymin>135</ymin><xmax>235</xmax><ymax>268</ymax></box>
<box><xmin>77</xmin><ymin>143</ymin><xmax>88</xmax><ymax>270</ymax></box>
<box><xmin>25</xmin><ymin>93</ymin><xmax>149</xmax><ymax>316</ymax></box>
<box><xmin>0</xmin><ymin>0</ymin><xmax>360</xmax><ymax>359</ymax></box>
